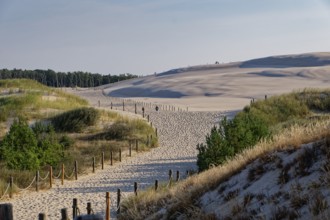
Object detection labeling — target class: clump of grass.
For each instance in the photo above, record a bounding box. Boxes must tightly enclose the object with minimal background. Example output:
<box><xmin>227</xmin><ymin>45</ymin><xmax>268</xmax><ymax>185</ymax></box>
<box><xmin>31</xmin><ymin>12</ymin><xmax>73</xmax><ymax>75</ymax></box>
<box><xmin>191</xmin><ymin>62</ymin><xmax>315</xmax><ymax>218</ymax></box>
<box><xmin>224</xmin><ymin>189</ymin><xmax>240</xmax><ymax>202</ymax></box>
<box><xmin>309</xmin><ymin>192</ymin><xmax>329</xmax><ymax>216</ymax></box>
<box><xmin>51</xmin><ymin>107</ymin><xmax>100</xmax><ymax>132</ymax></box>
<box><xmin>247</xmin><ymin>164</ymin><xmax>265</xmax><ymax>182</ymax></box>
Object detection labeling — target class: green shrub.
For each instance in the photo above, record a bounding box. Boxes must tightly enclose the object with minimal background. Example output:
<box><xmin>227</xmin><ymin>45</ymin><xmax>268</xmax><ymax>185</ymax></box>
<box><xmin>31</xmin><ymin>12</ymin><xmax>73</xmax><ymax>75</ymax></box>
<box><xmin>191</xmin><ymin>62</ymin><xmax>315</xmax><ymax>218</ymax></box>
<box><xmin>197</xmin><ymin>126</ymin><xmax>234</xmax><ymax>171</ymax></box>
<box><xmin>51</xmin><ymin>107</ymin><xmax>99</xmax><ymax>132</ymax></box>
<box><xmin>0</xmin><ymin>118</ymin><xmax>40</xmax><ymax>170</ymax></box>
<box><xmin>104</xmin><ymin>122</ymin><xmax>133</xmax><ymax>140</ymax></box>
<box><xmin>197</xmin><ymin>114</ymin><xmax>269</xmax><ymax>172</ymax></box>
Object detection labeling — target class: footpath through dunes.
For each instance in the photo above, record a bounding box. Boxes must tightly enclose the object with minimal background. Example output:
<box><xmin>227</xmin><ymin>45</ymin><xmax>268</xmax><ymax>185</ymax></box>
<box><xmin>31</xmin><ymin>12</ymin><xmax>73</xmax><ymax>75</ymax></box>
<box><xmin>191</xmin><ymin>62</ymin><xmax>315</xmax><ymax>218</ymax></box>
<box><xmin>6</xmin><ymin>88</ymin><xmax>223</xmax><ymax>219</ymax></box>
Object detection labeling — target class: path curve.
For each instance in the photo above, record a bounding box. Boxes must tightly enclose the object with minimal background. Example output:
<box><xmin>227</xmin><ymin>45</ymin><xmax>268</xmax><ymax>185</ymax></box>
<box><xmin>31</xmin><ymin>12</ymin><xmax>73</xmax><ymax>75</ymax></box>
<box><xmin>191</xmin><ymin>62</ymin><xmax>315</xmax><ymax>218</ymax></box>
<box><xmin>3</xmin><ymin>89</ymin><xmax>223</xmax><ymax>219</ymax></box>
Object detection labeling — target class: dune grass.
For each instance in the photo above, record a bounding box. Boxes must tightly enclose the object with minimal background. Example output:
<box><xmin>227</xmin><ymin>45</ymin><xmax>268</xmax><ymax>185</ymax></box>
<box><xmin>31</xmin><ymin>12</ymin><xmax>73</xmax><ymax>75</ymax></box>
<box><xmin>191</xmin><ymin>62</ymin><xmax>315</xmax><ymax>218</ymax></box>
<box><xmin>0</xmin><ymin>79</ymin><xmax>87</xmax><ymax>124</ymax></box>
<box><xmin>0</xmin><ymin>79</ymin><xmax>158</xmax><ymax>198</ymax></box>
<box><xmin>119</xmin><ymin>89</ymin><xmax>330</xmax><ymax>219</ymax></box>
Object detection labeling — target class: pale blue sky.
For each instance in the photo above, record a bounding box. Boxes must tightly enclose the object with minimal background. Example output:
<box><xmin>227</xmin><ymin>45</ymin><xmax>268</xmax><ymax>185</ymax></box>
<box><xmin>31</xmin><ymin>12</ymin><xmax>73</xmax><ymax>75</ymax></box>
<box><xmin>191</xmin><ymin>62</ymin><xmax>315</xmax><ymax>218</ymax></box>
<box><xmin>1</xmin><ymin>0</ymin><xmax>330</xmax><ymax>75</ymax></box>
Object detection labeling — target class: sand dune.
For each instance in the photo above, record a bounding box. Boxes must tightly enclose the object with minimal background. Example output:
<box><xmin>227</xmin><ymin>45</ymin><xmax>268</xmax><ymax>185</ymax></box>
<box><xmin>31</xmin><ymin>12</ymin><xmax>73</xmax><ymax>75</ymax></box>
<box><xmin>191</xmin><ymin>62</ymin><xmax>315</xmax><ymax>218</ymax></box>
<box><xmin>103</xmin><ymin>52</ymin><xmax>330</xmax><ymax>111</ymax></box>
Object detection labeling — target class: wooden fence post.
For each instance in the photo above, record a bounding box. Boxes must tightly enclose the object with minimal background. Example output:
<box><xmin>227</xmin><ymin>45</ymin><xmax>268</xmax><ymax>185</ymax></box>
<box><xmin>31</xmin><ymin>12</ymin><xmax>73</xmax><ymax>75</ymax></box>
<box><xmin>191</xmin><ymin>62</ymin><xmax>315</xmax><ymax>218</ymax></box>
<box><xmin>36</xmin><ymin>170</ymin><xmax>39</xmax><ymax>192</ymax></box>
<box><xmin>61</xmin><ymin>164</ymin><xmax>64</xmax><ymax>185</ymax></box>
<box><xmin>38</xmin><ymin>213</ymin><xmax>46</xmax><ymax>220</ymax></box>
<box><xmin>72</xmin><ymin>198</ymin><xmax>78</xmax><ymax>219</ymax></box>
<box><xmin>169</xmin><ymin>170</ymin><xmax>173</xmax><ymax>187</ymax></box>
<box><xmin>129</xmin><ymin>141</ymin><xmax>132</xmax><ymax>157</ymax></box>
<box><xmin>111</xmin><ymin>102</ymin><xmax>113</xmax><ymax>109</ymax></box>
<box><xmin>102</xmin><ymin>152</ymin><xmax>105</xmax><ymax>170</ymax></box>
<box><xmin>49</xmin><ymin>166</ymin><xmax>53</xmax><ymax>188</ymax></box>
<box><xmin>134</xmin><ymin>103</ymin><xmax>137</xmax><ymax>114</ymax></box>
<box><xmin>135</xmin><ymin>139</ymin><xmax>138</xmax><ymax>152</ymax></box>
<box><xmin>155</xmin><ymin>180</ymin><xmax>158</xmax><ymax>191</ymax></box>
<box><xmin>106</xmin><ymin>192</ymin><xmax>110</xmax><ymax>220</ymax></box>
<box><xmin>117</xmin><ymin>189</ymin><xmax>121</xmax><ymax>214</ymax></box>
<box><xmin>147</xmin><ymin>115</ymin><xmax>149</xmax><ymax>122</ymax></box>
<box><xmin>0</xmin><ymin>204</ymin><xmax>13</xmax><ymax>220</ymax></box>
<box><xmin>74</xmin><ymin>160</ymin><xmax>78</xmax><ymax>180</ymax></box>
<box><xmin>110</xmin><ymin>151</ymin><xmax>113</xmax><ymax>166</ymax></box>
<box><xmin>176</xmin><ymin>171</ymin><xmax>180</xmax><ymax>182</ymax></box>
<box><xmin>134</xmin><ymin>182</ymin><xmax>138</xmax><ymax>196</ymax></box>
<box><xmin>119</xmin><ymin>148</ymin><xmax>122</xmax><ymax>162</ymax></box>
<box><xmin>61</xmin><ymin>208</ymin><xmax>69</xmax><ymax>220</ymax></box>
<box><xmin>9</xmin><ymin>176</ymin><xmax>13</xmax><ymax>198</ymax></box>
<box><xmin>155</xmin><ymin>128</ymin><xmax>158</xmax><ymax>137</ymax></box>
<box><xmin>93</xmin><ymin>157</ymin><xmax>95</xmax><ymax>173</ymax></box>
<box><xmin>123</xmin><ymin>101</ymin><xmax>125</xmax><ymax>111</ymax></box>
<box><xmin>87</xmin><ymin>202</ymin><xmax>92</xmax><ymax>215</ymax></box>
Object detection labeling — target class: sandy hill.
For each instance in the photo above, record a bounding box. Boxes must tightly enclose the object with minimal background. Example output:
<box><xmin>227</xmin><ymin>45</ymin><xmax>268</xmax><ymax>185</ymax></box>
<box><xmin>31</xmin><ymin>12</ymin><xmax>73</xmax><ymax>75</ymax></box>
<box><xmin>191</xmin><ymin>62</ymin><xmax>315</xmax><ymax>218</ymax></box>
<box><xmin>102</xmin><ymin>52</ymin><xmax>330</xmax><ymax>111</ymax></box>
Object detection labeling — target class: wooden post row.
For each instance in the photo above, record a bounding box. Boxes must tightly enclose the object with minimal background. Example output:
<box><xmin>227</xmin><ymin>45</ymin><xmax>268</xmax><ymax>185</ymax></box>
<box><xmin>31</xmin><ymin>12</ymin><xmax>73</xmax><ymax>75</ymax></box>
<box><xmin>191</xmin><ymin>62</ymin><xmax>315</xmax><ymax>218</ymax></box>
<box><xmin>134</xmin><ymin>182</ymin><xmax>138</xmax><ymax>196</ymax></box>
<box><xmin>0</xmin><ymin>204</ymin><xmax>13</xmax><ymax>220</ymax></box>
<box><xmin>75</xmin><ymin>160</ymin><xmax>78</xmax><ymax>181</ymax></box>
<box><xmin>72</xmin><ymin>198</ymin><xmax>78</xmax><ymax>219</ymax></box>
<box><xmin>61</xmin><ymin>164</ymin><xmax>65</xmax><ymax>185</ymax></box>
<box><xmin>110</xmin><ymin>151</ymin><xmax>113</xmax><ymax>166</ymax></box>
<box><xmin>38</xmin><ymin>213</ymin><xmax>46</xmax><ymax>220</ymax></box>
<box><xmin>9</xmin><ymin>176</ymin><xmax>13</xmax><ymax>198</ymax></box>
<box><xmin>87</xmin><ymin>202</ymin><xmax>92</xmax><ymax>215</ymax></box>
<box><xmin>106</xmin><ymin>192</ymin><xmax>110</xmax><ymax>220</ymax></box>
<box><xmin>61</xmin><ymin>208</ymin><xmax>69</xmax><ymax>220</ymax></box>
<box><xmin>155</xmin><ymin>180</ymin><xmax>158</xmax><ymax>191</ymax></box>
<box><xmin>49</xmin><ymin>166</ymin><xmax>53</xmax><ymax>188</ymax></box>
<box><xmin>135</xmin><ymin>139</ymin><xmax>138</xmax><ymax>152</ymax></box>
<box><xmin>117</xmin><ymin>189</ymin><xmax>121</xmax><ymax>214</ymax></box>
<box><xmin>36</xmin><ymin>170</ymin><xmax>39</xmax><ymax>192</ymax></box>
<box><xmin>93</xmin><ymin>157</ymin><xmax>95</xmax><ymax>173</ymax></box>
<box><xmin>102</xmin><ymin>152</ymin><xmax>105</xmax><ymax>170</ymax></box>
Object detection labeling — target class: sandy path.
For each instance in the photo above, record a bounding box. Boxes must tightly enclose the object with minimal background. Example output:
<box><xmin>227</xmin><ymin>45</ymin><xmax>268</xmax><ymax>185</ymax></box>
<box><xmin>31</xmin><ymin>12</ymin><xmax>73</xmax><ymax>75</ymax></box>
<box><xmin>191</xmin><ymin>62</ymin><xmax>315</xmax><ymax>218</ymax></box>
<box><xmin>3</xmin><ymin>89</ymin><xmax>223</xmax><ymax>219</ymax></box>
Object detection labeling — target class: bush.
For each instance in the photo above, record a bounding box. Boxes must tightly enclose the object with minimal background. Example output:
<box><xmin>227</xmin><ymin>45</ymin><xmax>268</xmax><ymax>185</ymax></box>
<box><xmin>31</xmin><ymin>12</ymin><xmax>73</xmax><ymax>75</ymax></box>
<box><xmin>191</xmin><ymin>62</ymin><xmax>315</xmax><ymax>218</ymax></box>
<box><xmin>197</xmin><ymin>126</ymin><xmax>234</xmax><ymax>171</ymax></box>
<box><xmin>197</xmin><ymin>114</ymin><xmax>269</xmax><ymax>172</ymax></box>
<box><xmin>104</xmin><ymin>122</ymin><xmax>133</xmax><ymax>140</ymax></box>
<box><xmin>0</xmin><ymin>118</ymin><xmax>40</xmax><ymax>170</ymax></box>
<box><xmin>51</xmin><ymin>107</ymin><xmax>99</xmax><ymax>132</ymax></box>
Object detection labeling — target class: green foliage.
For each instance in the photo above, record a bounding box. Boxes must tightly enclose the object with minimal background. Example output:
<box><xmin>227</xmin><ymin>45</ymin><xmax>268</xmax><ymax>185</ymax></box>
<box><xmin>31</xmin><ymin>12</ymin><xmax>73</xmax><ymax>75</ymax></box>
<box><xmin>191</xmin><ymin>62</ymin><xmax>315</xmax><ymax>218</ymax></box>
<box><xmin>197</xmin><ymin>126</ymin><xmax>234</xmax><ymax>171</ymax></box>
<box><xmin>0</xmin><ymin>120</ymin><xmax>68</xmax><ymax>170</ymax></box>
<box><xmin>249</xmin><ymin>94</ymin><xmax>309</xmax><ymax>125</ymax></box>
<box><xmin>0</xmin><ymin>118</ymin><xmax>40</xmax><ymax>170</ymax></box>
<box><xmin>51</xmin><ymin>107</ymin><xmax>100</xmax><ymax>132</ymax></box>
<box><xmin>32</xmin><ymin>122</ymin><xmax>63</xmax><ymax>167</ymax></box>
<box><xmin>0</xmin><ymin>68</ymin><xmax>137</xmax><ymax>88</ymax></box>
<box><xmin>104</xmin><ymin>121</ymin><xmax>133</xmax><ymax>140</ymax></box>
<box><xmin>197</xmin><ymin>115</ymin><xmax>269</xmax><ymax>172</ymax></box>
<box><xmin>197</xmin><ymin>90</ymin><xmax>330</xmax><ymax>172</ymax></box>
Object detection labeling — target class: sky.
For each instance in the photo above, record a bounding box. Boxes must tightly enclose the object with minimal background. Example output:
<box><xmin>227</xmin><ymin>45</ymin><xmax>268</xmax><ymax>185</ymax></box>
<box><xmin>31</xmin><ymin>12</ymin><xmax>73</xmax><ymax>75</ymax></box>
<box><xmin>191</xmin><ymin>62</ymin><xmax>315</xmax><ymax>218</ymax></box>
<box><xmin>0</xmin><ymin>0</ymin><xmax>330</xmax><ymax>75</ymax></box>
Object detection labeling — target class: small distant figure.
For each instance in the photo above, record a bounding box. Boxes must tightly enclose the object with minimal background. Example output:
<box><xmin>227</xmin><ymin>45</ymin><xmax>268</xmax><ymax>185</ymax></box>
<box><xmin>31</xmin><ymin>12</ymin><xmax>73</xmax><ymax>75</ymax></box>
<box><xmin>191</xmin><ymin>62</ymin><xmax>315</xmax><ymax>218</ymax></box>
<box><xmin>155</xmin><ymin>106</ymin><xmax>159</xmax><ymax>111</ymax></box>
<box><xmin>215</xmin><ymin>61</ymin><xmax>219</xmax><ymax>64</ymax></box>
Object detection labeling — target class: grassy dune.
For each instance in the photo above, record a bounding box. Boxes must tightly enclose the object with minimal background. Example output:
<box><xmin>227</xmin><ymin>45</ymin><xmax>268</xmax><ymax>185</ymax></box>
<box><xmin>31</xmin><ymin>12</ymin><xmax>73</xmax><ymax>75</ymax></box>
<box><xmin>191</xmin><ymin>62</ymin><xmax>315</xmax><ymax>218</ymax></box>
<box><xmin>119</xmin><ymin>89</ymin><xmax>330</xmax><ymax>219</ymax></box>
<box><xmin>0</xmin><ymin>79</ymin><xmax>157</xmax><ymax>197</ymax></box>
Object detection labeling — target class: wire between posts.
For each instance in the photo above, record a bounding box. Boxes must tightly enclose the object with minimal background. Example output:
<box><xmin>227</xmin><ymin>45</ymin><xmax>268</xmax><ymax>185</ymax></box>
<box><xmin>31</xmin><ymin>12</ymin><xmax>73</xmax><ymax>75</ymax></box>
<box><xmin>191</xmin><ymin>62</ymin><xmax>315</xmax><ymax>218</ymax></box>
<box><xmin>0</xmin><ymin>183</ymin><xmax>10</xmax><ymax>200</ymax></box>
<box><xmin>39</xmin><ymin>172</ymin><xmax>50</xmax><ymax>181</ymax></box>
<box><xmin>16</xmin><ymin>176</ymin><xmax>36</xmax><ymax>192</ymax></box>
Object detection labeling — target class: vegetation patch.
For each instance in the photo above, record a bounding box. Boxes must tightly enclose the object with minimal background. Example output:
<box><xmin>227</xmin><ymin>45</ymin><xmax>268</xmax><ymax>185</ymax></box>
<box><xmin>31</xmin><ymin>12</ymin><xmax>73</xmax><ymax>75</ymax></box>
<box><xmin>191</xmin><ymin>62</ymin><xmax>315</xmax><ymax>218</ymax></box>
<box><xmin>51</xmin><ymin>107</ymin><xmax>100</xmax><ymax>132</ymax></box>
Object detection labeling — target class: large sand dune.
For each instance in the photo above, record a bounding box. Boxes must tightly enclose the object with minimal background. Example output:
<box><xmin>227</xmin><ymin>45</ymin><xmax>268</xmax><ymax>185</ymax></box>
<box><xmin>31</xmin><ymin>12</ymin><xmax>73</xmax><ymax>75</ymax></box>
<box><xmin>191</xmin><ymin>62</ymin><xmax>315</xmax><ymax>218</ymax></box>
<box><xmin>103</xmin><ymin>52</ymin><xmax>330</xmax><ymax>111</ymax></box>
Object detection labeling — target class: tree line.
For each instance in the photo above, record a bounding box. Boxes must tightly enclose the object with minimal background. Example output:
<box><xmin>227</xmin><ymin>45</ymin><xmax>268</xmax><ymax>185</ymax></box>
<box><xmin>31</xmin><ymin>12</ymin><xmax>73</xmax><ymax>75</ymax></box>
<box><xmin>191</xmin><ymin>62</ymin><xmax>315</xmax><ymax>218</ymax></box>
<box><xmin>0</xmin><ymin>68</ymin><xmax>137</xmax><ymax>87</ymax></box>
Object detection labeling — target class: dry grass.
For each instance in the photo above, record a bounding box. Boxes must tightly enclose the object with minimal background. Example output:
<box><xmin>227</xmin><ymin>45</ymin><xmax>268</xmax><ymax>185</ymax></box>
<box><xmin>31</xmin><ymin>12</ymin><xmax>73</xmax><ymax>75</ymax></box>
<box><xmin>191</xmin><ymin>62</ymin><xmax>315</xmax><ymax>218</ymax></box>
<box><xmin>120</xmin><ymin>118</ymin><xmax>330</xmax><ymax>219</ymax></box>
